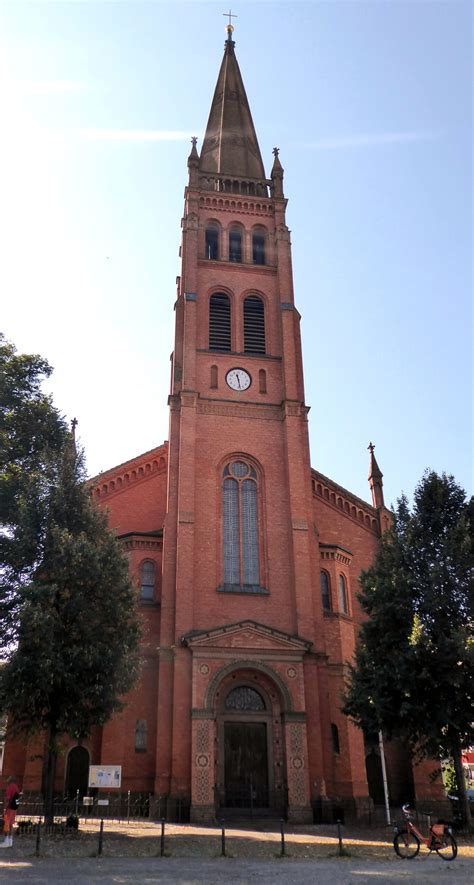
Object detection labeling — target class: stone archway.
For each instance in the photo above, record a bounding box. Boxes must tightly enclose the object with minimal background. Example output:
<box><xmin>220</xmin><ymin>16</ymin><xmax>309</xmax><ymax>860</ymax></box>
<box><xmin>65</xmin><ymin>746</ymin><xmax>90</xmax><ymax>798</ymax></box>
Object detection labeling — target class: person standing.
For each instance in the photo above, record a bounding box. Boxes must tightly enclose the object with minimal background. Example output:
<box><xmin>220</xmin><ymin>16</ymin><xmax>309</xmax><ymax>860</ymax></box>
<box><xmin>1</xmin><ymin>775</ymin><xmax>21</xmax><ymax>848</ymax></box>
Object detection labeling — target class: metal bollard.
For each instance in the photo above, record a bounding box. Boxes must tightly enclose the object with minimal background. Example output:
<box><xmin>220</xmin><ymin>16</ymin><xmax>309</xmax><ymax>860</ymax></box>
<box><xmin>35</xmin><ymin>821</ymin><xmax>41</xmax><ymax>858</ymax></box>
<box><xmin>280</xmin><ymin>818</ymin><xmax>286</xmax><ymax>857</ymax></box>
<box><xmin>160</xmin><ymin>817</ymin><xmax>165</xmax><ymax>857</ymax></box>
<box><xmin>98</xmin><ymin>819</ymin><xmax>104</xmax><ymax>856</ymax></box>
<box><xmin>127</xmin><ymin>790</ymin><xmax>131</xmax><ymax>825</ymax></box>
<box><xmin>337</xmin><ymin>819</ymin><xmax>344</xmax><ymax>856</ymax></box>
<box><xmin>221</xmin><ymin>818</ymin><xmax>226</xmax><ymax>857</ymax></box>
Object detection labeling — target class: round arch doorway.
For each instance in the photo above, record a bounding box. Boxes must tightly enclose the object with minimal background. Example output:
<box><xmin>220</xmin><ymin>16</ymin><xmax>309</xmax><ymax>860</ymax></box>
<box><xmin>65</xmin><ymin>746</ymin><xmax>90</xmax><ymax>798</ymax></box>
<box><xmin>216</xmin><ymin>677</ymin><xmax>286</xmax><ymax>816</ymax></box>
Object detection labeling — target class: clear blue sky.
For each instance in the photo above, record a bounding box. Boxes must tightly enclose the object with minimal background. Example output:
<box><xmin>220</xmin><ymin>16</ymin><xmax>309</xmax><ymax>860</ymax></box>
<box><xmin>1</xmin><ymin>0</ymin><xmax>472</xmax><ymax>508</ymax></box>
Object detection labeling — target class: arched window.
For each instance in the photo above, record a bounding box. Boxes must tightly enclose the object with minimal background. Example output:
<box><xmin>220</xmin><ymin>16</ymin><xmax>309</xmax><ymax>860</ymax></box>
<box><xmin>252</xmin><ymin>231</ymin><xmax>266</xmax><ymax>265</ymax></box>
<box><xmin>331</xmin><ymin>723</ymin><xmax>340</xmax><ymax>754</ymax></box>
<box><xmin>210</xmin><ymin>364</ymin><xmax>218</xmax><ymax>389</ymax></box>
<box><xmin>140</xmin><ymin>560</ymin><xmax>155</xmax><ymax>600</ymax></box>
<box><xmin>229</xmin><ymin>227</ymin><xmax>242</xmax><ymax>262</ymax></box>
<box><xmin>258</xmin><ymin>369</ymin><xmax>267</xmax><ymax>394</ymax></box>
<box><xmin>224</xmin><ymin>686</ymin><xmax>266</xmax><ymax>711</ymax></box>
<box><xmin>135</xmin><ymin>719</ymin><xmax>148</xmax><ymax>752</ymax></box>
<box><xmin>209</xmin><ymin>292</ymin><xmax>231</xmax><ymax>351</ymax></box>
<box><xmin>222</xmin><ymin>460</ymin><xmax>260</xmax><ymax>591</ymax></box>
<box><xmin>205</xmin><ymin>224</ymin><xmax>219</xmax><ymax>260</ymax></box>
<box><xmin>338</xmin><ymin>574</ymin><xmax>348</xmax><ymax>614</ymax></box>
<box><xmin>320</xmin><ymin>570</ymin><xmax>331</xmax><ymax>611</ymax></box>
<box><xmin>244</xmin><ymin>295</ymin><xmax>265</xmax><ymax>354</ymax></box>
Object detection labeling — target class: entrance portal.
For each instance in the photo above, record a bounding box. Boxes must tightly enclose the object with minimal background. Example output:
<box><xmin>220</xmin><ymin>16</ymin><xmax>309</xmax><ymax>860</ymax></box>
<box><xmin>224</xmin><ymin>721</ymin><xmax>269</xmax><ymax>808</ymax></box>
<box><xmin>65</xmin><ymin>746</ymin><xmax>89</xmax><ymax>798</ymax></box>
<box><xmin>217</xmin><ymin>681</ymin><xmax>277</xmax><ymax>814</ymax></box>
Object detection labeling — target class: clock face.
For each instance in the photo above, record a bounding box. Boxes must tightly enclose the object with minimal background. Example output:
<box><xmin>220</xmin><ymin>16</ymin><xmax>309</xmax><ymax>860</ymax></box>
<box><xmin>226</xmin><ymin>368</ymin><xmax>251</xmax><ymax>391</ymax></box>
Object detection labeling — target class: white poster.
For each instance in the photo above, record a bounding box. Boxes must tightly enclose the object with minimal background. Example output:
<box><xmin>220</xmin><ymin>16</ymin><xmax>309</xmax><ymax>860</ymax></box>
<box><xmin>88</xmin><ymin>765</ymin><xmax>122</xmax><ymax>789</ymax></box>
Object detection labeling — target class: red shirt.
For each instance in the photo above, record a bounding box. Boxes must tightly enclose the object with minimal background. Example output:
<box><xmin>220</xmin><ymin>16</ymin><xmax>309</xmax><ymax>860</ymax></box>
<box><xmin>5</xmin><ymin>783</ymin><xmax>20</xmax><ymax>809</ymax></box>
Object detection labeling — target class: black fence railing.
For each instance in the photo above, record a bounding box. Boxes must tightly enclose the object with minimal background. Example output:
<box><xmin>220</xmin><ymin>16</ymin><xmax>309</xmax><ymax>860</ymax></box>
<box><xmin>1</xmin><ymin>791</ymin><xmax>152</xmax><ymax>824</ymax></box>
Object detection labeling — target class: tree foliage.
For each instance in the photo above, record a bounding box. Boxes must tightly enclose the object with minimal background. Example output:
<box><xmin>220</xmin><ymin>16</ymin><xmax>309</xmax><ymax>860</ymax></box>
<box><xmin>344</xmin><ymin>471</ymin><xmax>473</xmax><ymax>825</ymax></box>
<box><xmin>0</xmin><ymin>333</ymin><xmax>68</xmax><ymax>649</ymax></box>
<box><xmin>0</xmin><ymin>335</ymin><xmax>141</xmax><ymax>818</ymax></box>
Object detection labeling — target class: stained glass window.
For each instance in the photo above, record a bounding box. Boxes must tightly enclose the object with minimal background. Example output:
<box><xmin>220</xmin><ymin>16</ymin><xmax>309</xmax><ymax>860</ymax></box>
<box><xmin>140</xmin><ymin>561</ymin><xmax>155</xmax><ymax>600</ymax></box>
<box><xmin>225</xmin><ymin>686</ymin><xmax>266</xmax><ymax>711</ymax></box>
<box><xmin>320</xmin><ymin>571</ymin><xmax>331</xmax><ymax>611</ymax></box>
<box><xmin>338</xmin><ymin>574</ymin><xmax>349</xmax><ymax>614</ymax></box>
<box><xmin>222</xmin><ymin>460</ymin><xmax>260</xmax><ymax>590</ymax></box>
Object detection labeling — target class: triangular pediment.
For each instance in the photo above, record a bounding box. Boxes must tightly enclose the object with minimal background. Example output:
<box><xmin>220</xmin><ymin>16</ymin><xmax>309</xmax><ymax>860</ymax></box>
<box><xmin>182</xmin><ymin>620</ymin><xmax>312</xmax><ymax>653</ymax></box>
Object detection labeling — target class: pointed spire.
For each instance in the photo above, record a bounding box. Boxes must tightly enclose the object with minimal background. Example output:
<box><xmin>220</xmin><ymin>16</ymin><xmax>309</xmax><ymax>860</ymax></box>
<box><xmin>199</xmin><ymin>28</ymin><xmax>266</xmax><ymax>182</ymax></box>
<box><xmin>368</xmin><ymin>442</ymin><xmax>384</xmax><ymax>509</ymax></box>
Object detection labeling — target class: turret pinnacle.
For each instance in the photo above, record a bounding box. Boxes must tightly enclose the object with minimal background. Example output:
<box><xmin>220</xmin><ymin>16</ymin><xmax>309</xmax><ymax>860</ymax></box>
<box><xmin>368</xmin><ymin>442</ymin><xmax>384</xmax><ymax>509</ymax></box>
<box><xmin>271</xmin><ymin>147</ymin><xmax>284</xmax><ymax>198</ymax></box>
<box><xmin>199</xmin><ymin>27</ymin><xmax>266</xmax><ymax>182</ymax></box>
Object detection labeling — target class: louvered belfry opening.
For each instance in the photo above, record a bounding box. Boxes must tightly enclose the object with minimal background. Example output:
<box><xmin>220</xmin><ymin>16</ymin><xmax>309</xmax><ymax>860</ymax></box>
<box><xmin>244</xmin><ymin>295</ymin><xmax>265</xmax><ymax>354</ymax></box>
<box><xmin>209</xmin><ymin>292</ymin><xmax>231</xmax><ymax>351</ymax></box>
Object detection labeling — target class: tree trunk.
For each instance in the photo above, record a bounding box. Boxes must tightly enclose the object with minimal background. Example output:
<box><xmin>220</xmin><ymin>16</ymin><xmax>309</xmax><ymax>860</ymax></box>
<box><xmin>43</xmin><ymin>726</ymin><xmax>58</xmax><ymax>826</ymax></box>
<box><xmin>452</xmin><ymin>739</ymin><xmax>472</xmax><ymax>833</ymax></box>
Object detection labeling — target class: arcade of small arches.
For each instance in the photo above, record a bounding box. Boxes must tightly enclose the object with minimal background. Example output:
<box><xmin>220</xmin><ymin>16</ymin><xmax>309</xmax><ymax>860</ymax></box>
<box><xmin>312</xmin><ymin>477</ymin><xmax>379</xmax><ymax>534</ymax></box>
<box><xmin>92</xmin><ymin>454</ymin><xmax>167</xmax><ymax>500</ymax></box>
<box><xmin>199</xmin><ymin>194</ymin><xmax>273</xmax><ymax>217</ymax></box>
<box><xmin>204</xmin><ymin>220</ymin><xmax>269</xmax><ymax>266</ymax></box>
<box><xmin>198</xmin><ymin>174</ymin><xmax>270</xmax><ymax>199</ymax></box>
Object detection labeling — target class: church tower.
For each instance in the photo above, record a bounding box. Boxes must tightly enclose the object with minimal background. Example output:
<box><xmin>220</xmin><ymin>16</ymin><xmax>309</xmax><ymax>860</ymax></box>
<box><xmin>0</xmin><ymin>26</ymin><xmax>449</xmax><ymax>823</ymax></box>
<box><xmin>154</xmin><ymin>25</ymin><xmax>367</xmax><ymax>823</ymax></box>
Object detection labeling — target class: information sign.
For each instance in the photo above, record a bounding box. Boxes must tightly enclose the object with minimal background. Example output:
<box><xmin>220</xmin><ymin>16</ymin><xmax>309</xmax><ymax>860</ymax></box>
<box><xmin>88</xmin><ymin>765</ymin><xmax>122</xmax><ymax>789</ymax></box>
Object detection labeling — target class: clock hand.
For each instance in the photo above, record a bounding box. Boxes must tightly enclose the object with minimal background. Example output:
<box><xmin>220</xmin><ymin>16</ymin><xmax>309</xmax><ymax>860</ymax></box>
<box><xmin>237</xmin><ymin>375</ymin><xmax>241</xmax><ymax>388</ymax></box>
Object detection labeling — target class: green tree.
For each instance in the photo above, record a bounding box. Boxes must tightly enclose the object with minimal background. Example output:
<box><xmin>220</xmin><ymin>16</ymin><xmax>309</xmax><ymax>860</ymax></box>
<box><xmin>0</xmin><ymin>336</ymin><xmax>141</xmax><ymax>821</ymax></box>
<box><xmin>344</xmin><ymin>471</ymin><xmax>474</xmax><ymax>829</ymax></box>
<box><xmin>1</xmin><ymin>333</ymin><xmax>68</xmax><ymax>648</ymax></box>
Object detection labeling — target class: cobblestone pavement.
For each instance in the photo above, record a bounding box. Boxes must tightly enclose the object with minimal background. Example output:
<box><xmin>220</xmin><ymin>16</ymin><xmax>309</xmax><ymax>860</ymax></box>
<box><xmin>0</xmin><ymin>854</ymin><xmax>473</xmax><ymax>884</ymax></box>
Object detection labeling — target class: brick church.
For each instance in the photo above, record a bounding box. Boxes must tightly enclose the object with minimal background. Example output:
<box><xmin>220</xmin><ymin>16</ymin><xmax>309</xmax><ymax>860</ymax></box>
<box><xmin>3</xmin><ymin>27</ymin><xmax>444</xmax><ymax>822</ymax></box>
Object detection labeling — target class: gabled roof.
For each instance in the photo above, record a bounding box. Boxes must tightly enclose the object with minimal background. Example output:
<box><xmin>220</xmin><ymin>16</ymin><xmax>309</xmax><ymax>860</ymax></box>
<box><xmin>199</xmin><ymin>36</ymin><xmax>266</xmax><ymax>181</ymax></box>
<box><xmin>181</xmin><ymin>619</ymin><xmax>312</xmax><ymax>653</ymax></box>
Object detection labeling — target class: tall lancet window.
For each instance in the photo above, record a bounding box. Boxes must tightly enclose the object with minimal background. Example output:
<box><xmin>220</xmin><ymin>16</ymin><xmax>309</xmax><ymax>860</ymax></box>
<box><xmin>222</xmin><ymin>460</ymin><xmax>260</xmax><ymax>591</ymax></box>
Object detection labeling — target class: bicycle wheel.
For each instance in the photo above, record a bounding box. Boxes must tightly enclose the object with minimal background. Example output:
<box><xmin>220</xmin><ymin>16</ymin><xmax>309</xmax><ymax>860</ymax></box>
<box><xmin>435</xmin><ymin>833</ymin><xmax>457</xmax><ymax>861</ymax></box>
<box><xmin>393</xmin><ymin>829</ymin><xmax>420</xmax><ymax>859</ymax></box>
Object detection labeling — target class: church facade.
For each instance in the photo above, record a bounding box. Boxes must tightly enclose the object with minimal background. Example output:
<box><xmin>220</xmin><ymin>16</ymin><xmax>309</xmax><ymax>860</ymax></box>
<box><xmin>2</xmin><ymin>30</ymin><xmax>444</xmax><ymax>822</ymax></box>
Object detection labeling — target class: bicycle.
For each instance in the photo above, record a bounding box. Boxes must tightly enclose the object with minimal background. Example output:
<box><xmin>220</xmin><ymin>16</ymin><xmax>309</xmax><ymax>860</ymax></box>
<box><xmin>393</xmin><ymin>804</ymin><xmax>457</xmax><ymax>861</ymax></box>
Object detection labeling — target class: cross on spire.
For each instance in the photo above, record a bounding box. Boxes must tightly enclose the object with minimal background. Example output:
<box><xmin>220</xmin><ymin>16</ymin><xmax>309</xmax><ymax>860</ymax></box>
<box><xmin>368</xmin><ymin>441</ymin><xmax>375</xmax><ymax>454</ymax></box>
<box><xmin>223</xmin><ymin>9</ymin><xmax>238</xmax><ymax>28</ymax></box>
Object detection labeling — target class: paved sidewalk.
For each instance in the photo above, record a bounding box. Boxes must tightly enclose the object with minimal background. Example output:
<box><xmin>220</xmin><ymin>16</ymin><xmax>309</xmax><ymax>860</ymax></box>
<box><xmin>1</xmin><ymin>854</ymin><xmax>473</xmax><ymax>884</ymax></box>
